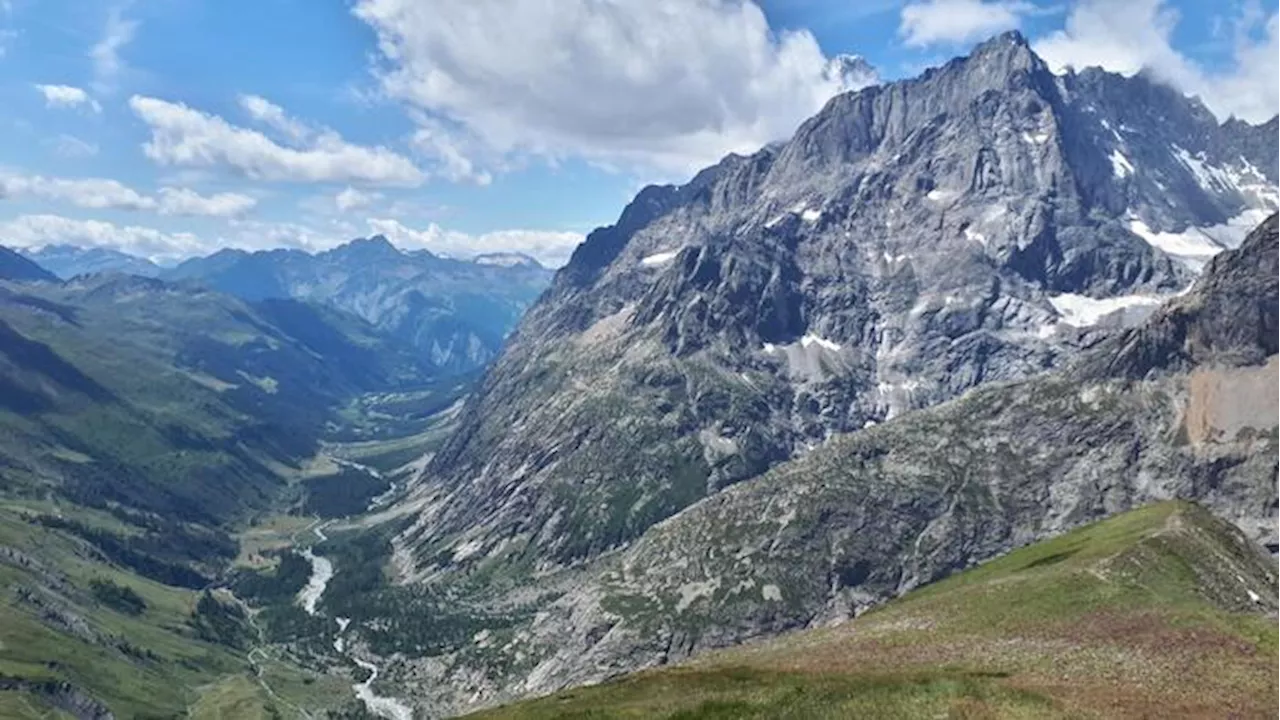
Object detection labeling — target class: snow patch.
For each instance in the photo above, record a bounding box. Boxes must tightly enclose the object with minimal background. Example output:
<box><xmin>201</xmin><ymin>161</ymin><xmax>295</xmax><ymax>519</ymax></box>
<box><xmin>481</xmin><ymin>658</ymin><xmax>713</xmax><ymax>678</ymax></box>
<box><xmin>1172</xmin><ymin>145</ymin><xmax>1231</xmax><ymax>193</ymax></box>
<box><xmin>800</xmin><ymin>334</ymin><xmax>841</xmax><ymax>352</ymax></box>
<box><xmin>801</xmin><ymin>208</ymin><xmax>822</xmax><ymax>223</ymax></box>
<box><xmin>1022</xmin><ymin>131</ymin><xmax>1050</xmax><ymax>144</ymax></box>
<box><xmin>640</xmin><ymin>249</ymin><xmax>680</xmax><ymax>267</ymax></box>
<box><xmin>1048</xmin><ymin>292</ymin><xmax>1164</xmax><ymax>327</ymax></box>
<box><xmin>1110</xmin><ymin>150</ymin><xmax>1135</xmax><ymax>178</ymax></box>
<box><xmin>926</xmin><ymin>189</ymin><xmax>958</xmax><ymax>204</ymax></box>
<box><xmin>1129</xmin><ymin>219</ymin><xmax>1223</xmax><ymax>264</ymax></box>
<box><xmin>761</xmin><ymin>584</ymin><xmax>783</xmax><ymax>602</ymax></box>
<box><xmin>963</xmin><ymin>225</ymin><xmax>987</xmax><ymax>246</ymax></box>
<box><xmin>1197</xmin><ymin>208</ymin><xmax>1275</xmax><ymax>249</ymax></box>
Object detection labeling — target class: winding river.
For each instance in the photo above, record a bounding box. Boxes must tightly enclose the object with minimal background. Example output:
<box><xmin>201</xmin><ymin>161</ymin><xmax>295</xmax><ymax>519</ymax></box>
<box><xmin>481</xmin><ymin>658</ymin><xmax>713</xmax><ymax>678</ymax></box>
<box><xmin>297</xmin><ymin>522</ymin><xmax>415</xmax><ymax>719</ymax></box>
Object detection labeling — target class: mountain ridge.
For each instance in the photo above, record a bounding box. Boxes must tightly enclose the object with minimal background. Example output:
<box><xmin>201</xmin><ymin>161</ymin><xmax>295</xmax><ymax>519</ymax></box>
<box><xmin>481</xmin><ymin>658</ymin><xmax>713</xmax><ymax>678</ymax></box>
<box><xmin>163</xmin><ymin>236</ymin><xmax>555</xmax><ymax>375</ymax></box>
<box><xmin>403</xmin><ymin>32</ymin><xmax>1278</xmax><ymax>581</ymax></box>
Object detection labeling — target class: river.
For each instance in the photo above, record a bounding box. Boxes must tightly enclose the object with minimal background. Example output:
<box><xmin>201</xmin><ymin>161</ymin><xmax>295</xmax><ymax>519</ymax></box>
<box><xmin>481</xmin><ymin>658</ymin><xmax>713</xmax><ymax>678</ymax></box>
<box><xmin>297</xmin><ymin>521</ymin><xmax>415</xmax><ymax>719</ymax></box>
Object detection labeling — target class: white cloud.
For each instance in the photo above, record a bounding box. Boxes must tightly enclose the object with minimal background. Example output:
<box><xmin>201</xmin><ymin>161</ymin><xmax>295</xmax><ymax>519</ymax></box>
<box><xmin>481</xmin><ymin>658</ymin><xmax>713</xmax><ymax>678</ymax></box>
<box><xmin>46</xmin><ymin>134</ymin><xmax>100</xmax><ymax>158</ymax></box>
<box><xmin>129</xmin><ymin>95</ymin><xmax>426</xmax><ymax>186</ymax></box>
<box><xmin>239</xmin><ymin>94</ymin><xmax>312</xmax><ymax>143</ymax></box>
<box><xmin>90</xmin><ymin>6</ymin><xmax>137</xmax><ymax>93</ymax></box>
<box><xmin>334</xmin><ymin>186</ymin><xmax>382</xmax><ymax>212</ymax></box>
<box><xmin>899</xmin><ymin>0</ymin><xmax>1031</xmax><ymax>47</ymax></box>
<box><xmin>0</xmin><ymin>174</ymin><xmax>154</xmax><ymax>210</ymax></box>
<box><xmin>1035</xmin><ymin>0</ymin><xmax>1279</xmax><ymax>123</ymax></box>
<box><xmin>0</xmin><ymin>214</ymin><xmax>204</xmax><ymax>262</ymax></box>
<box><xmin>34</xmin><ymin>84</ymin><xmax>101</xmax><ymax>112</ymax></box>
<box><xmin>156</xmin><ymin>187</ymin><xmax>257</xmax><ymax>217</ymax></box>
<box><xmin>222</xmin><ymin>219</ymin><xmax>345</xmax><ymax>253</ymax></box>
<box><xmin>0</xmin><ymin>172</ymin><xmax>256</xmax><ymax>217</ymax></box>
<box><xmin>353</xmin><ymin>0</ymin><xmax>878</xmax><ymax>179</ymax></box>
<box><xmin>409</xmin><ymin>117</ymin><xmax>493</xmax><ymax>186</ymax></box>
<box><xmin>367</xmin><ymin>217</ymin><xmax>583</xmax><ymax>267</ymax></box>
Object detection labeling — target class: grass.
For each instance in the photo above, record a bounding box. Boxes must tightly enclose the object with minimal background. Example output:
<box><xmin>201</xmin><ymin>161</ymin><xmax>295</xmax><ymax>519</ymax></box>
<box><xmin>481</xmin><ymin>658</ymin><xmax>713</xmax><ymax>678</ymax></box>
<box><xmin>467</xmin><ymin>502</ymin><xmax>1278</xmax><ymax>719</ymax></box>
<box><xmin>0</xmin><ymin>504</ymin><xmax>356</xmax><ymax>719</ymax></box>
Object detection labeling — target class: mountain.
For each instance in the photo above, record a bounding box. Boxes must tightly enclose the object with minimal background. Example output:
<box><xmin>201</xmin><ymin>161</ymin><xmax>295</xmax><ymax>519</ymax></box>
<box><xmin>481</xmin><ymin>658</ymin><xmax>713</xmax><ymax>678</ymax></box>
<box><xmin>473</xmin><ymin>252</ymin><xmax>544</xmax><ymax>269</ymax></box>
<box><xmin>164</xmin><ymin>236</ymin><xmax>554</xmax><ymax>375</ymax></box>
<box><xmin>0</xmin><ymin>246</ymin><xmax>58</xmax><ymax>283</ymax></box>
<box><xmin>401</xmin><ymin>32</ymin><xmax>1278</xmax><ymax>582</ymax></box>
<box><xmin>470</xmin><ymin>501</ymin><xmax>1278</xmax><ymax>719</ymax></box>
<box><xmin>18</xmin><ymin>245</ymin><xmax>161</xmax><ymax>279</ymax></box>
<box><xmin>350</xmin><ymin>32</ymin><xmax>1278</xmax><ymax>711</ymax></box>
<box><xmin>378</xmin><ymin>209</ymin><xmax>1276</xmax><ymax>717</ymax></box>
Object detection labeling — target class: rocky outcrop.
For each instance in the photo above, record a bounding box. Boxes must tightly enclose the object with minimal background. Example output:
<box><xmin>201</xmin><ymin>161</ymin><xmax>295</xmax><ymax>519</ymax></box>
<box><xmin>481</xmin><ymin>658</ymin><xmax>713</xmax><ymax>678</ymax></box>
<box><xmin>0</xmin><ymin>676</ymin><xmax>114</xmax><ymax>720</ymax></box>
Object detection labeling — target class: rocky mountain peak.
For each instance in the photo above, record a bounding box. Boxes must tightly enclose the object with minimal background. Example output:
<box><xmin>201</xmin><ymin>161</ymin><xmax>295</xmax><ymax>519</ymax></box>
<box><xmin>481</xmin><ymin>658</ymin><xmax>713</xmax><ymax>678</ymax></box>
<box><xmin>1077</xmin><ymin>213</ymin><xmax>1278</xmax><ymax>380</ymax></box>
<box><xmin>405</xmin><ymin>34</ymin><xmax>1278</xmax><ymax>583</ymax></box>
<box><xmin>326</xmin><ymin>234</ymin><xmax>402</xmax><ymax>261</ymax></box>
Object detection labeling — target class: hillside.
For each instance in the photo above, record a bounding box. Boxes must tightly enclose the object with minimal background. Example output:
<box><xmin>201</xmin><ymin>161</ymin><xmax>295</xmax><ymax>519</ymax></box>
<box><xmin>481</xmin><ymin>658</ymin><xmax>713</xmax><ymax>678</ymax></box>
<box><xmin>0</xmin><ymin>270</ymin><xmax>453</xmax><ymax>717</ymax></box>
<box><xmin>468</xmin><ymin>501</ymin><xmax>1278</xmax><ymax>719</ymax></box>
<box><xmin>0</xmin><ymin>247</ymin><xmax>58</xmax><ymax>283</ymax></box>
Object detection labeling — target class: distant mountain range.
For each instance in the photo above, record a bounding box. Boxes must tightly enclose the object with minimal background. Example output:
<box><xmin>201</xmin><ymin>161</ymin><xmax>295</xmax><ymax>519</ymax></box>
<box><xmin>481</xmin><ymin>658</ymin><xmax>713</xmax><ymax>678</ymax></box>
<box><xmin>161</xmin><ymin>236</ymin><xmax>553</xmax><ymax>374</ymax></box>
<box><xmin>19</xmin><ymin>244</ymin><xmax>163</xmax><ymax>279</ymax></box>
<box><xmin>13</xmin><ymin>238</ymin><xmax>556</xmax><ymax>376</ymax></box>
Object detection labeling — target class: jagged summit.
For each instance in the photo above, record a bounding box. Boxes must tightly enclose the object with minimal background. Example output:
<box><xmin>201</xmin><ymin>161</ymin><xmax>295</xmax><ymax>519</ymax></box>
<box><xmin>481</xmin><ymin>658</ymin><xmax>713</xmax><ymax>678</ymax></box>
<box><xmin>1076</xmin><ymin>213</ymin><xmax>1279</xmax><ymax>380</ymax></box>
<box><xmin>409</xmin><ymin>32</ymin><xmax>1278</xmax><ymax>595</ymax></box>
<box><xmin>323</xmin><ymin>234</ymin><xmax>403</xmax><ymax>261</ymax></box>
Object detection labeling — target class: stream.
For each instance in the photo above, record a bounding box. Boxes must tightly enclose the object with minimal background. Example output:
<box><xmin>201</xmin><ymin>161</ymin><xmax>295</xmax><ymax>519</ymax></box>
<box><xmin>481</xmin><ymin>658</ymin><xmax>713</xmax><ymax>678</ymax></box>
<box><xmin>297</xmin><ymin>521</ymin><xmax>415</xmax><ymax>720</ymax></box>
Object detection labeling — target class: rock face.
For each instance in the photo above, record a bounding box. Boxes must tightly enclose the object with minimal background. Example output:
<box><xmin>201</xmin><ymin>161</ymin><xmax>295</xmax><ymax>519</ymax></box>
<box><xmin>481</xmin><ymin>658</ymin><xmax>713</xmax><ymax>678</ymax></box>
<box><xmin>397</xmin><ymin>214</ymin><xmax>1277</xmax><ymax>717</ymax></box>
<box><xmin>164</xmin><ymin>236</ymin><xmax>553</xmax><ymax>375</ymax></box>
<box><xmin>402</xmin><ymin>33</ymin><xmax>1278</xmax><ymax>579</ymax></box>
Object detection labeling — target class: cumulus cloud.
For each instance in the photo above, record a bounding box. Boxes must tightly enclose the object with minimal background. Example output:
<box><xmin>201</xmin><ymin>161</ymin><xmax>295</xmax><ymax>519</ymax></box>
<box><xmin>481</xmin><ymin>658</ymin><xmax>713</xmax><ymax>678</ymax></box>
<box><xmin>90</xmin><ymin>6</ymin><xmax>137</xmax><ymax>93</ymax></box>
<box><xmin>353</xmin><ymin>0</ymin><xmax>877</xmax><ymax>179</ymax></box>
<box><xmin>155</xmin><ymin>187</ymin><xmax>257</xmax><ymax>217</ymax></box>
<box><xmin>0</xmin><ymin>172</ymin><xmax>256</xmax><ymax>217</ymax></box>
<box><xmin>34</xmin><ymin>84</ymin><xmax>101</xmax><ymax>112</ymax></box>
<box><xmin>129</xmin><ymin>95</ymin><xmax>426</xmax><ymax>186</ymax></box>
<box><xmin>409</xmin><ymin>117</ymin><xmax>493</xmax><ymax>186</ymax></box>
<box><xmin>0</xmin><ymin>174</ymin><xmax>153</xmax><ymax>210</ymax></box>
<box><xmin>0</xmin><ymin>214</ymin><xmax>204</xmax><ymax>262</ymax></box>
<box><xmin>367</xmin><ymin>217</ymin><xmax>583</xmax><ymax>267</ymax></box>
<box><xmin>239</xmin><ymin>94</ymin><xmax>312</xmax><ymax>143</ymax></box>
<box><xmin>1035</xmin><ymin>0</ymin><xmax>1279</xmax><ymax>123</ymax></box>
<box><xmin>900</xmin><ymin>0</ymin><xmax>1031</xmax><ymax>47</ymax></box>
<box><xmin>334</xmin><ymin>186</ymin><xmax>382</xmax><ymax>212</ymax></box>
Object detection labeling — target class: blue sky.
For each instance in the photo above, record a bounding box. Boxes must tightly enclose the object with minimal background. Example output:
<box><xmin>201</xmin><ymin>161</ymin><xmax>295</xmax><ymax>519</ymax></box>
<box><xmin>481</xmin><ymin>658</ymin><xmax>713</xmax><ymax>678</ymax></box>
<box><xmin>0</xmin><ymin>0</ymin><xmax>1275</xmax><ymax>266</ymax></box>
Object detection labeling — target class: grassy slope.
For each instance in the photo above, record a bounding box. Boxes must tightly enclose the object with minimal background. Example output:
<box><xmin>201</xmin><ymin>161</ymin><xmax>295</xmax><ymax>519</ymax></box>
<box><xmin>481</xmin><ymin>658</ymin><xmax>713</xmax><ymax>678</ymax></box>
<box><xmin>0</xmin><ymin>505</ymin><xmax>352</xmax><ymax>718</ymax></box>
<box><xmin>468</xmin><ymin>502</ymin><xmax>1278</xmax><ymax>719</ymax></box>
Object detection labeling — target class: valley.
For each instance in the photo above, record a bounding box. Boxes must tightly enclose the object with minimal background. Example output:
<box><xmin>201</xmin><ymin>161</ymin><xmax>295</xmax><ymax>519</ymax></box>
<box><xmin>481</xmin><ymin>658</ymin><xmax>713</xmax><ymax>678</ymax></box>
<box><xmin>0</xmin><ymin>21</ymin><xmax>1277</xmax><ymax>720</ymax></box>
